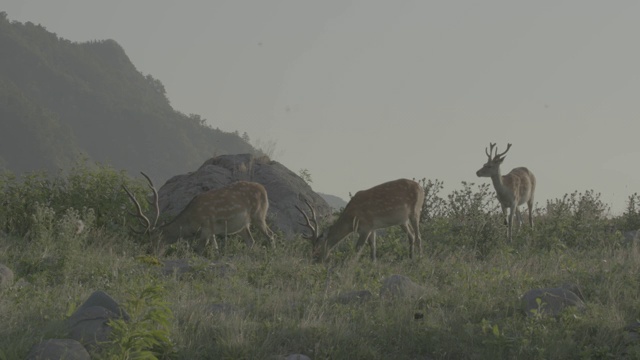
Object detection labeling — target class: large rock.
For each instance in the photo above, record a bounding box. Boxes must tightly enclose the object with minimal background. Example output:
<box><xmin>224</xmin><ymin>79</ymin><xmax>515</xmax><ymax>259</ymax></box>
<box><xmin>520</xmin><ymin>285</ymin><xmax>585</xmax><ymax>317</ymax></box>
<box><xmin>157</xmin><ymin>154</ymin><xmax>333</xmax><ymax>237</ymax></box>
<box><xmin>379</xmin><ymin>274</ymin><xmax>427</xmax><ymax>300</ymax></box>
<box><xmin>624</xmin><ymin>229</ymin><xmax>640</xmax><ymax>244</ymax></box>
<box><xmin>26</xmin><ymin>339</ymin><xmax>90</xmax><ymax>360</ymax></box>
<box><xmin>0</xmin><ymin>263</ymin><xmax>14</xmax><ymax>288</ymax></box>
<box><xmin>66</xmin><ymin>291</ymin><xmax>129</xmax><ymax>348</ymax></box>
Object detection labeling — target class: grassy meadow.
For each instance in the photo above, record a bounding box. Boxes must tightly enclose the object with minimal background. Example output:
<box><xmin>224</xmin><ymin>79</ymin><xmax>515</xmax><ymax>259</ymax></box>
<box><xmin>1</xmin><ymin>164</ymin><xmax>640</xmax><ymax>359</ymax></box>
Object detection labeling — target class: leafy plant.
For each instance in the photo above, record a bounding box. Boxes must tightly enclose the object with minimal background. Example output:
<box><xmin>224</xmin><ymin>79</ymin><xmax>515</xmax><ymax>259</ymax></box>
<box><xmin>100</xmin><ymin>285</ymin><xmax>176</xmax><ymax>360</ymax></box>
<box><xmin>537</xmin><ymin>190</ymin><xmax>613</xmax><ymax>249</ymax></box>
<box><xmin>0</xmin><ymin>160</ymin><xmax>149</xmax><ymax>236</ymax></box>
<box><xmin>618</xmin><ymin>193</ymin><xmax>640</xmax><ymax>232</ymax></box>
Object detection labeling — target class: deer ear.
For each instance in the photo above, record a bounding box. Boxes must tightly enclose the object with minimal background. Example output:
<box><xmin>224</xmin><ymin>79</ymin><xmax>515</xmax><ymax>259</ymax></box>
<box><xmin>495</xmin><ymin>156</ymin><xmax>506</xmax><ymax>164</ymax></box>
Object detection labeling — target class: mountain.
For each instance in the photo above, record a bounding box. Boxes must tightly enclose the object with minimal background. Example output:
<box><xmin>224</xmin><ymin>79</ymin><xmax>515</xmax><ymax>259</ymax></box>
<box><xmin>318</xmin><ymin>192</ymin><xmax>347</xmax><ymax>211</ymax></box>
<box><xmin>0</xmin><ymin>12</ymin><xmax>257</xmax><ymax>184</ymax></box>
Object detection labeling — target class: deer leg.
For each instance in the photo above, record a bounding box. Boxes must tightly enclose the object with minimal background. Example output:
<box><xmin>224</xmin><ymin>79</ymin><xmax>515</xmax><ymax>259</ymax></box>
<box><xmin>216</xmin><ymin>222</ymin><xmax>228</xmax><ymax>253</ymax></box>
<box><xmin>241</xmin><ymin>227</ymin><xmax>256</xmax><ymax>248</ymax></box>
<box><xmin>256</xmin><ymin>220</ymin><xmax>276</xmax><ymax>248</ymax></box>
<box><xmin>501</xmin><ymin>205</ymin><xmax>509</xmax><ymax>226</ymax></box>
<box><xmin>368</xmin><ymin>231</ymin><xmax>377</xmax><ymax>261</ymax></box>
<box><xmin>355</xmin><ymin>231</ymin><xmax>375</xmax><ymax>261</ymax></box>
<box><xmin>200</xmin><ymin>229</ymin><xmax>218</xmax><ymax>251</ymax></box>
<box><xmin>527</xmin><ymin>199</ymin><xmax>534</xmax><ymax>228</ymax></box>
<box><xmin>401</xmin><ymin>223</ymin><xmax>416</xmax><ymax>259</ymax></box>
<box><xmin>409</xmin><ymin>215</ymin><xmax>422</xmax><ymax>258</ymax></box>
<box><xmin>210</xmin><ymin>235</ymin><xmax>219</xmax><ymax>250</ymax></box>
<box><xmin>515</xmin><ymin>208</ymin><xmax>524</xmax><ymax>228</ymax></box>
<box><xmin>507</xmin><ymin>206</ymin><xmax>515</xmax><ymax>241</ymax></box>
<box><xmin>195</xmin><ymin>228</ymin><xmax>212</xmax><ymax>253</ymax></box>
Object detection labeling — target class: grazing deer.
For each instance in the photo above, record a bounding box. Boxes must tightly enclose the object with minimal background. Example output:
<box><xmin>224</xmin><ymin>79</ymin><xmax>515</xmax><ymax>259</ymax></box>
<box><xmin>296</xmin><ymin>178</ymin><xmax>424</xmax><ymax>262</ymax></box>
<box><xmin>122</xmin><ymin>172</ymin><xmax>275</xmax><ymax>251</ymax></box>
<box><xmin>476</xmin><ymin>143</ymin><xmax>536</xmax><ymax>241</ymax></box>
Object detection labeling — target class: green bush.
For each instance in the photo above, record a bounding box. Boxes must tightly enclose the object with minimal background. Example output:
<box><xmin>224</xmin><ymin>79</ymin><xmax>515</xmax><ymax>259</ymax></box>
<box><xmin>535</xmin><ymin>190</ymin><xmax>615</xmax><ymax>249</ymax></box>
<box><xmin>420</xmin><ymin>180</ymin><xmax>504</xmax><ymax>257</ymax></box>
<box><xmin>618</xmin><ymin>193</ymin><xmax>640</xmax><ymax>232</ymax></box>
<box><xmin>0</xmin><ymin>160</ymin><xmax>150</xmax><ymax>236</ymax></box>
<box><xmin>100</xmin><ymin>285</ymin><xmax>176</xmax><ymax>360</ymax></box>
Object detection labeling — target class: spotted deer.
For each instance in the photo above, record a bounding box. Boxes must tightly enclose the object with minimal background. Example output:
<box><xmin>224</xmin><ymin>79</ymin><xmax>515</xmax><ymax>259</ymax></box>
<box><xmin>296</xmin><ymin>178</ymin><xmax>424</xmax><ymax>262</ymax></box>
<box><xmin>476</xmin><ymin>143</ymin><xmax>536</xmax><ymax>241</ymax></box>
<box><xmin>122</xmin><ymin>172</ymin><xmax>275</xmax><ymax>251</ymax></box>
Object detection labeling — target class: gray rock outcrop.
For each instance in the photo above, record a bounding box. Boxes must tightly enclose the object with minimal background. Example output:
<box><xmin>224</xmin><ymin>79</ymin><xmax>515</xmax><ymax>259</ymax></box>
<box><xmin>156</xmin><ymin>154</ymin><xmax>333</xmax><ymax>237</ymax></box>
<box><xmin>26</xmin><ymin>339</ymin><xmax>90</xmax><ymax>360</ymax></box>
<box><xmin>379</xmin><ymin>274</ymin><xmax>427</xmax><ymax>300</ymax></box>
<box><xmin>520</xmin><ymin>284</ymin><xmax>585</xmax><ymax>317</ymax></box>
<box><xmin>66</xmin><ymin>291</ymin><xmax>129</xmax><ymax>348</ymax></box>
<box><xmin>624</xmin><ymin>229</ymin><xmax>640</xmax><ymax>244</ymax></box>
<box><xmin>0</xmin><ymin>263</ymin><xmax>14</xmax><ymax>288</ymax></box>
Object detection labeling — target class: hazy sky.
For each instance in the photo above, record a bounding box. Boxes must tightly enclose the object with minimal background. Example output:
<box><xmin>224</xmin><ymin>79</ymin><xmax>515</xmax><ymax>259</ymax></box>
<box><xmin>4</xmin><ymin>1</ymin><xmax>640</xmax><ymax>213</ymax></box>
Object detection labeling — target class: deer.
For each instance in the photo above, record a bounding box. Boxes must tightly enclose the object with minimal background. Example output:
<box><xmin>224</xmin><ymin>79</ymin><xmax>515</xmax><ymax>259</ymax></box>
<box><xmin>295</xmin><ymin>178</ymin><xmax>424</xmax><ymax>262</ymax></box>
<box><xmin>122</xmin><ymin>172</ymin><xmax>275</xmax><ymax>252</ymax></box>
<box><xmin>476</xmin><ymin>143</ymin><xmax>536</xmax><ymax>241</ymax></box>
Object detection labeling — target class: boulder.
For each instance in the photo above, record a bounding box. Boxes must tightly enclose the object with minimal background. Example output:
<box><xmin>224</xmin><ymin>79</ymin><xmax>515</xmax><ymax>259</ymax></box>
<box><xmin>624</xmin><ymin>321</ymin><xmax>640</xmax><ymax>342</ymax></box>
<box><xmin>66</xmin><ymin>291</ymin><xmax>129</xmax><ymax>348</ymax></box>
<box><xmin>26</xmin><ymin>339</ymin><xmax>90</xmax><ymax>360</ymax></box>
<box><xmin>157</xmin><ymin>154</ymin><xmax>333</xmax><ymax>237</ymax></box>
<box><xmin>67</xmin><ymin>306</ymin><xmax>120</xmax><ymax>347</ymax></box>
<box><xmin>520</xmin><ymin>285</ymin><xmax>585</xmax><ymax>317</ymax></box>
<box><xmin>379</xmin><ymin>274</ymin><xmax>426</xmax><ymax>300</ymax></box>
<box><xmin>71</xmin><ymin>290</ymin><xmax>129</xmax><ymax>320</ymax></box>
<box><xmin>624</xmin><ymin>229</ymin><xmax>640</xmax><ymax>244</ymax></box>
<box><xmin>0</xmin><ymin>263</ymin><xmax>14</xmax><ymax>287</ymax></box>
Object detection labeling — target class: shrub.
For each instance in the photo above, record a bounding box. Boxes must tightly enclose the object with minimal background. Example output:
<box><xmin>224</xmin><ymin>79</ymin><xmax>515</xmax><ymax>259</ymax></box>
<box><xmin>99</xmin><ymin>285</ymin><xmax>176</xmax><ymax>360</ymax></box>
<box><xmin>536</xmin><ymin>190</ymin><xmax>614</xmax><ymax>249</ymax></box>
<box><xmin>417</xmin><ymin>178</ymin><xmax>447</xmax><ymax>222</ymax></box>
<box><xmin>0</xmin><ymin>160</ymin><xmax>149</xmax><ymax>236</ymax></box>
<box><xmin>618</xmin><ymin>193</ymin><xmax>640</xmax><ymax>232</ymax></box>
<box><xmin>420</xmin><ymin>180</ymin><xmax>503</xmax><ymax>256</ymax></box>
<box><xmin>13</xmin><ymin>203</ymin><xmax>96</xmax><ymax>285</ymax></box>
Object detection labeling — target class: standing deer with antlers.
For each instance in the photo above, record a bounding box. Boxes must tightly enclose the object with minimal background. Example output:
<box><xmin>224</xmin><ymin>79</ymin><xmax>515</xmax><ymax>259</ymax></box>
<box><xmin>476</xmin><ymin>143</ymin><xmax>536</xmax><ymax>241</ymax></box>
<box><xmin>122</xmin><ymin>172</ymin><xmax>275</xmax><ymax>251</ymax></box>
<box><xmin>296</xmin><ymin>178</ymin><xmax>424</xmax><ymax>262</ymax></box>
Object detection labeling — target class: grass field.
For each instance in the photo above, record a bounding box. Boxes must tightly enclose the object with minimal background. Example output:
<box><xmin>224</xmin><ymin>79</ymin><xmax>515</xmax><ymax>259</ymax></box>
<box><xmin>1</xmin><ymin>166</ymin><xmax>640</xmax><ymax>359</ymax></box>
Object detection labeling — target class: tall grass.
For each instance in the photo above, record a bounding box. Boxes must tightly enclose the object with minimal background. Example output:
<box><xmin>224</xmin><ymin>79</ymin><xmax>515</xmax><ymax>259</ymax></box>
<box><xmin>1</xmin><ymin>167</ymin><xmax>640</xmax><ymax>359</ymax></box>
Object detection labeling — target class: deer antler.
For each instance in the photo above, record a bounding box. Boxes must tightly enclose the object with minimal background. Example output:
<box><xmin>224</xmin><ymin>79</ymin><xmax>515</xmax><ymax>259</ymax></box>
<box><xmin>494</xmin><ymin>143</ymin><xmax>512</xmax><ymax>160</ymax></box>
<box><xmin>121</xmin><ymin>171</ymin><xmax>160</xmax><ymax>235</ymax></box>
<box><xmin>485</xmin><ymin>142</ymin><xmax>496</xmax><ymax>160</ymax></box>
<box><xmin>295</xmin><ymin>199</ymin><xmax>320</xmax><ymax>242</ymax></box>
<box><xmin>139</xmin><ymin>171</ymin><xmax>160</xmax><ymax>229</ymax></box>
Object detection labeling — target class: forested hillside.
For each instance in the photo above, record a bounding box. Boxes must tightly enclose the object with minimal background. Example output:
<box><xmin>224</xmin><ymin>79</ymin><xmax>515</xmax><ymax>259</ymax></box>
<box><xmin>0</xmin><ymin>12</ymin><xmax>257</xmax><ymax>183</ymax></box>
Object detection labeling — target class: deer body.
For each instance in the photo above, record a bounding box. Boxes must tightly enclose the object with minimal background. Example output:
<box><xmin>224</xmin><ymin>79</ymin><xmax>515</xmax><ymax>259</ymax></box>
<box><xmin>160</xmin><ymin>181</ymin><xmax>275</xmax><ymax>249</ymax></box>
<box><xmin>297</xmin><ymin>178</ymin><xmax>424</xmax><ymax>262</ymax></box>
<box><xmin>476</xmin><ymin>143</ymin><xmax>536</xmax><ymax>241</ymax></box>
<box><xmin>123</xmin><ymin>174</ymin><xmax>275</xmax><ymax>252</ymax></box>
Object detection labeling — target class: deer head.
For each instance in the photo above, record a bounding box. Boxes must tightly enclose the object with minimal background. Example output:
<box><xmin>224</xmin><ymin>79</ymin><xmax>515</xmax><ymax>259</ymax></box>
<box><xmin>476</xmin><ymin>142</ymin><xmax>512</xmax><ymax>178</ymax></box>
